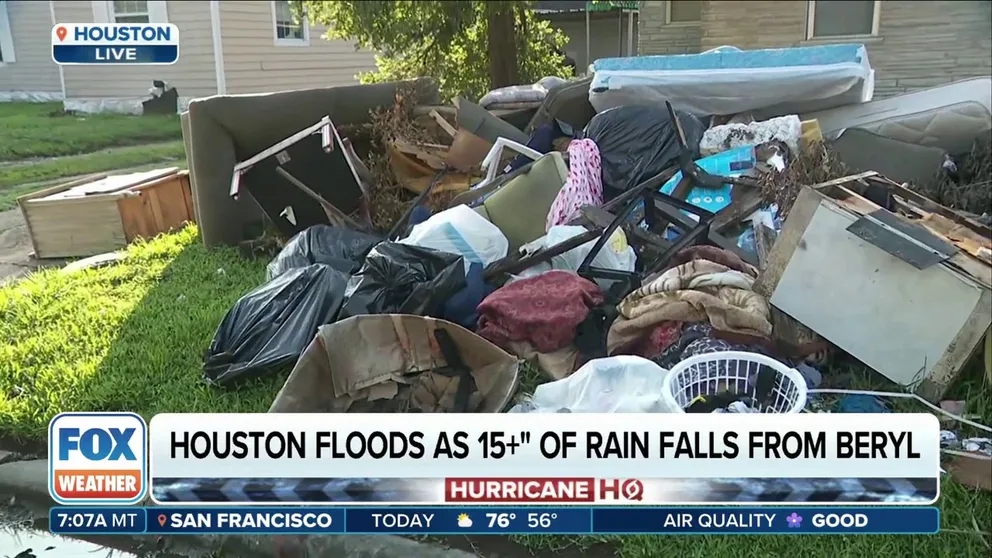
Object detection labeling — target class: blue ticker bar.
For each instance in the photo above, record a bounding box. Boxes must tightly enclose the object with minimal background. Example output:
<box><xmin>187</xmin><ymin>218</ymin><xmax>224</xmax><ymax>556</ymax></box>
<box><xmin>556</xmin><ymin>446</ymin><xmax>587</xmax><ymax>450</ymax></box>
<box><xmin>50</xmin><ymin>506</ymin><xmax>939</xmax><ymax>536</ymax></box>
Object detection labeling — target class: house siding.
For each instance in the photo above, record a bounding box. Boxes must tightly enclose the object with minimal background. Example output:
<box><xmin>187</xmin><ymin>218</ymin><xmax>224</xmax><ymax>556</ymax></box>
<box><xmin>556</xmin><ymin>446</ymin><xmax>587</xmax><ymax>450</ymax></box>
<box><xmin>218</xmin><ymin>1</ymin><xmax>375</xmax><ymax>95</ymax></box>
<box><xmin>638</xmin><ymin>1</ymin><xmax>701</xmax><ymax>55</ymax></box>
<box><xmin>638</xmin><ymin>1</ymin><xmax>992</xmax><ymax>98</ymax></box>
<box><xmin>52</xmin><ymin>0</ymin><xmax>217</xmax><ymax>102</ymax></box>
<box><xmin>0</xmin><ymin>0</ymin><xmax>62</xmax><ymax>96</ymax></box>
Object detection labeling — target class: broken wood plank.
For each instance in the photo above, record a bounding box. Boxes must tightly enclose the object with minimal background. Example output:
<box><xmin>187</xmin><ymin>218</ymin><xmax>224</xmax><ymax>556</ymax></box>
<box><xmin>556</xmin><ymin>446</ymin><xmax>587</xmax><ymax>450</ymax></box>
<box><xmin>754</xmin><ymin>224</ymin><xmax>778</xmax><ymax>269</ymax></box>
<box><xmin>429</xmin><ymin>109</ymin><xmax>458</xmax><ymax>137</ymax></box>
<box><xmin>821</xmin><ymin>184</ymin><xmax>881</xmax><ymax>215</ymax></box>
<box><xmin>391</xmin><ymin>138</ymin><xmax>448</xmax><ymax>170</ymax></box>
<box><xmin>809</xmin><ymin>170</ymin><xmax>878</xmax><ymax>191</ymax></box>
<box><xmin>415</xmin><ymin>105</ymin><xmax>457</xmax><ymax>117</ymax></box>
<box><xmin>868</xmin><ymin>174</ymin><xmax>992</xmax><ymax>237</ymax></box>
<box><xmin>897</xmin><ymin>203</ymin><xmax>992</xmax><ymax>262</ymax></box>
<box><xmin>825</xmin><ymin>184</ymin><xmax>992</xmax><ymax>287</ymax></box>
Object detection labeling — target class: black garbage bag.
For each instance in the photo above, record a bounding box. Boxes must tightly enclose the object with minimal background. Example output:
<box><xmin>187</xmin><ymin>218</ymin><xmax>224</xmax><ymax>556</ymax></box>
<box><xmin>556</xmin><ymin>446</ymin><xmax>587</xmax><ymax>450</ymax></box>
<box><xmin>583</xmin><ymin>105</ymin><xmax>705</xmax><ymax>198</ymax></box>
<box><xmin>203</xmin><ymin>264</ymin><xmax>351</xmax><ymax>386</ymax></box>
<box><xmin>266</xmin><ymin>225</ymin><xmax>382</xmax><ymax>280</ymax></box>
<box><xmin>338</xmin><ymin>242</ymin><xmax>466</xmax><ymax>320</ymax></box>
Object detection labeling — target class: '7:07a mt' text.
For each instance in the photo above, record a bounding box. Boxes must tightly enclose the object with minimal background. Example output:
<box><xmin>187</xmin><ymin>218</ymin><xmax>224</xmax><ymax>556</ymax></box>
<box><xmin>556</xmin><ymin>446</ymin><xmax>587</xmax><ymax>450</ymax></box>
<box><xmin>55</xmin><ymin>511</ymin><xmax>140</xmax><ymax>529</ymax></box>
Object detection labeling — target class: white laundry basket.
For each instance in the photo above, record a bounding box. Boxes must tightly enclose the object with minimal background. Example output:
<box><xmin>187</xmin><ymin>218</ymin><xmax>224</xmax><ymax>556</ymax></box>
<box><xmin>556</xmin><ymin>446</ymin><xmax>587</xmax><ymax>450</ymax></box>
<box><xmin>660</xmin><ymin>351</ymin><xmax>808</xmax><ymax>414</ymax></box>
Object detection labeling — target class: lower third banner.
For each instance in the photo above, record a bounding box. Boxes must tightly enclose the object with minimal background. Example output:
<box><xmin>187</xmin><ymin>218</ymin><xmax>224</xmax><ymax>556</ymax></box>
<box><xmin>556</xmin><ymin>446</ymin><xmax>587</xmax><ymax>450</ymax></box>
<box><xmin>150</xmin><ymin>477</ymin><xmax>939</xmax><ymax>504</ymax></box>
<box><xmin>50</xmin><ymin>506</ymin><xmax>939</xmax><ymax>535</ymax></box>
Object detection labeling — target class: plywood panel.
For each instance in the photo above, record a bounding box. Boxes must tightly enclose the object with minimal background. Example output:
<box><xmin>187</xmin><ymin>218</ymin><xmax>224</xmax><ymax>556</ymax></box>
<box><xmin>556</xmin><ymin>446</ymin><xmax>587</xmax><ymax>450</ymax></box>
<box><xmin>117</xmin><ymin>193</ymin><xmax>156</xmax><ymax>242</ymax></box>
<box><xmin>30</xmin><ymin>199</ymin><xmax>126</xmax><ymax>258</ymax></box>
<box><xmin>770</xmin><ymin>201</ymin><xmax>985</xmax><ymax>387</ymax></box>
<box><xmin>119</xmin><ymin>173</ymin><xmax>194</xmax><ymax>242</ymax></box>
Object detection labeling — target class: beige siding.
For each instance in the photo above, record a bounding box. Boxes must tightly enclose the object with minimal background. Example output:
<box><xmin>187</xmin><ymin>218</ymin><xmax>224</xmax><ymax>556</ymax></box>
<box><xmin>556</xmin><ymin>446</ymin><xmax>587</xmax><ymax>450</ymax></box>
<box><xmin>857</xmin><ymin>1</ymin><xmax>992</xmax><ymax>98</ymax></box>
<box><xmin>640</xmin><ymin>1</ymin><xmax>992</xmax><ymax>99</ymax></box>
<box><xmin>638</xmin><ymin>1</ymin><xmax>702</xmax><ymax>55</ymax></box>
<box><xmin>0</xmin><ymin>0</ymin><xmax>62</xmax><ymax>94</ymax></box>
<box><xmin>219</xmin><ymin>1</ymin><xmax>375</xmax><ymax>95</ymax></box>
<box><xmin>53</xmin><ymin>0</ymin><xmax>217</xmax><ymax>100</ymax></box>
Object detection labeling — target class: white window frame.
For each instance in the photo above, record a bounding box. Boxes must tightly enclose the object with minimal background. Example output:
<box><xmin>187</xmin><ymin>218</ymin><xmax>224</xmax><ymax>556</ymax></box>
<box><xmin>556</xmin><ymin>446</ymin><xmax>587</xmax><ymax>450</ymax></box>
<box><xmin>665</xmin><ymin>1</ymin><xmax>702</xmax><ymax>25</ymax></box>
<box><xmin>109</xmin><ymin>1</ymin><xmax>150</xmax><ymax>24</ymax></box>
<box><xmin>272</xmin><ymin>0</ymin><xmax>309</xmax><ymax>47</ymax></box>
<box><xmin>91</xmin><ymin>1</ymin><xmax>168</xmax><ymax>24</ymax></box>
<box><xmin>0</xmin><ymin>0</ymin><xmax>16</xmax><ymax>65</ymax></box>
<box><xmin>806</xmin><ymin>0</ymin><xmax>881</xmax><ymax>40</ymax></box>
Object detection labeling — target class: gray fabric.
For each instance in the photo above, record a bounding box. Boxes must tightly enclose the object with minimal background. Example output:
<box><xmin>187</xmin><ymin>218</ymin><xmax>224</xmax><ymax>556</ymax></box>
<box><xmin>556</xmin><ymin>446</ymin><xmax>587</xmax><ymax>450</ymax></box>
<box><xmin>184</xmin><ymin>79</ymin><xmax>439</xmax><ymax>247</ymax></box>
<box><xmin>524</xmin><ymin>76</ymin><xmax>596</xmax><ymax>135</ymax></box>
<box><xmin>831</xmin><ymin>128</ymin><xmax>948</xmax><ymax>186</ymax></box>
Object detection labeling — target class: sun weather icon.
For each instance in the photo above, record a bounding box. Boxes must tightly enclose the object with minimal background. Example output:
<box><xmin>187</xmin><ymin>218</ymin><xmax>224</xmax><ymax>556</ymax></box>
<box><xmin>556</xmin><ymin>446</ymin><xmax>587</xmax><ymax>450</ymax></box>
<box><xmin>457</xmin><ymin>514</ymin><xmax>473</xmax><ymax>528</ymax></box>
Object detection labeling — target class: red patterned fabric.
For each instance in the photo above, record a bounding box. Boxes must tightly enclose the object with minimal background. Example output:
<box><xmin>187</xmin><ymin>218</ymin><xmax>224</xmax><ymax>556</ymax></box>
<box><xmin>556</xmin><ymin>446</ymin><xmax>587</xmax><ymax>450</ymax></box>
<box><xmin>477</xmin><ymin>271</ymin><xmax>604</xmax><ymax>352</ymax></box>
<box><xmin>630</xmin><ymin>321</ymin><xmax>683</xmax><ymax>359</ymax></box>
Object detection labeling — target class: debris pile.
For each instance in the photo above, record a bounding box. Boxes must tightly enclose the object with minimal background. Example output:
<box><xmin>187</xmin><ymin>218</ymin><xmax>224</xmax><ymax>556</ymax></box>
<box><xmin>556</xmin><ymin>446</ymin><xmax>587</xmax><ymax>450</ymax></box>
<box><xmin>188</xmin><ymin>44</ymin><xmax>991</xmax><ymax>495</ymax></box>
<box><xmin>919</xmin><ymin>131</ymin><xmax>992</xmax><ymax>217</ymax></box>
<box><xmin>363</xmin><ymin>86</ymin><xmax>466</xmax><ymax>230</ymax></box>
<box><xmin>756</xmin><ymin>140</ymin><xmax>848</xmax><ymax>219</ymax></box>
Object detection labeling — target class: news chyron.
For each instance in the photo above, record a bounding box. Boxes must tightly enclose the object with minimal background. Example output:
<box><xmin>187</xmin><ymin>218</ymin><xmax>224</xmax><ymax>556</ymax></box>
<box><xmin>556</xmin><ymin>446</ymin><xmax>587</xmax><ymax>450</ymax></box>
<box><xmin>49</xmin><ymin>412</ymin><xmax>148</xmax><ymax>505</ymax></box>
<box><xmin>52</xmin><ymin>23</ymin><xmax>178</xmax><ymax>65</ymax></box>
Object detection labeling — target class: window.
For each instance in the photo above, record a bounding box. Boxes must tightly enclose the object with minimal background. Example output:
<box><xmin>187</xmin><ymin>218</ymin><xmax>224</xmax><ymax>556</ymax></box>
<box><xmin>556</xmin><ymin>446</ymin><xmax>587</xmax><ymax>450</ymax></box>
<box><xmin>0</xmin><ymin>0</ymin><xmax>13</xmax><ymax>64</ymax></box>
<box><xmin>807</xmin><ymin>1</ymin><xmax>879</xmax><ymax>39</ymax></box>
<box><xmin>273</xmin><ymin>0</ymin><xmax>308</xmax><ymax>45</ymax></box>
<box><xmin>668</xmin><ymin>1</ymin><xmax>702</xmax><ymax>23</ymax></box>
<box><xmin>110</xmin><ymin>0</ymin><xmax>150</xmax><ymax>24</ymax></box>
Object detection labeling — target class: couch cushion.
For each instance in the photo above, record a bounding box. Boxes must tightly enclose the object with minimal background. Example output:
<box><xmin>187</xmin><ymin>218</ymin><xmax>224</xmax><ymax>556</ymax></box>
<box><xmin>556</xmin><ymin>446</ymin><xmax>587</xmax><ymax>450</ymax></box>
<box><xmin>480</xmin><ymin>152</ymin><xmax>568</xmax><ymax>252</ymax></box>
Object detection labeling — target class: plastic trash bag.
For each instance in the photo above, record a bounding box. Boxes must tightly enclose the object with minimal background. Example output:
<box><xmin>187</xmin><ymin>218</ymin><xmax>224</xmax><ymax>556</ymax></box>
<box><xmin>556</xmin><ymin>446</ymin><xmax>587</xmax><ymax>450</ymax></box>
<box><xmin>513</xmin><ymin>226</ymin><xmax>636</xmax><ymax>289</ymax></box>
<box><xmin>266</xmin><ymin>225</ymin><xmax>381</xmax><ymax>281</ymax></box>
<box><xmin>337</xmin><ymin>242</ymin><xmax>467</xmax><ymax>320</ymax></box>
<box><xmin>509</xmin><ymin>356</ymin><xmax>675</xmax><ymax>413</ymax></box>
<box><xmin>583</xmin><ymin>105</ymin><xmax>705</xmax><ymax>198</ymax></box>
<box><xmin>203</xmin><ymin>264</ymin><xmax>351</xmax><ymax>386</ymax></box>
<box><xmin>399</xmin><ymin>205</ymin><xmax>509</xmax><ymax>274</ymax></box>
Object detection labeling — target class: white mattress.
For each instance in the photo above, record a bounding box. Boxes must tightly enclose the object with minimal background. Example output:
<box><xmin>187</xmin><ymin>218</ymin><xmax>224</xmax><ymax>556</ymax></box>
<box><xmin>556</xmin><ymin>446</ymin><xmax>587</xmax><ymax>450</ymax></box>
<box><xmin>588</xmin><ymin>44</ymin><xmax>874</xmax><ymax>117</ymax></box>
<box><xmin>803</xmin><ymin>77</ymin><xmax>992</xmax><ymax>155</ymax></box>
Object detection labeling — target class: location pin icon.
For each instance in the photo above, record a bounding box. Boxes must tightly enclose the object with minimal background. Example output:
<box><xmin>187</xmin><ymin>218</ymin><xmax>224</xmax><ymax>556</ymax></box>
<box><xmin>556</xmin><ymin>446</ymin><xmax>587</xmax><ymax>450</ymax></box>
<box><xmin>157</xmin><ymin>514</ymin><xmax>167</xmax><ymax>527</ymax></box>
<box><xmin>55</xmin><ymin>26</ymin><xmax>67</xmax><ymax>42</ymax></box>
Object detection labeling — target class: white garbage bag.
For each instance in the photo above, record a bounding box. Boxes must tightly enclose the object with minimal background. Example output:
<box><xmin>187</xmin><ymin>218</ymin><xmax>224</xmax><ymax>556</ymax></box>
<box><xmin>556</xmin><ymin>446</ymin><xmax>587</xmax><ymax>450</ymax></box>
<box><xmin>512</xmin><ymin>225</ymin><xmax>636</xmax><ymax>288</ymax></box>
<box><xmin>509</xmin><ymin>356</ymin><xmax>675</xmax><ymax>413</ymax></box>
<box><xmin>400</xmin><ymin>205</ymin><xmax>509</xmax><ymax>274</ymax></box>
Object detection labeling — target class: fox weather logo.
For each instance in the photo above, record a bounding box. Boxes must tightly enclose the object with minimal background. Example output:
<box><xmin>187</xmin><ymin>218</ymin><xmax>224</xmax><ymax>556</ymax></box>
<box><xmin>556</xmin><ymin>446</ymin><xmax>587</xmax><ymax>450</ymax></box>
<box><xmin>48</xmin><ymin>412</ymin><xmax>148</xmax><ymax>505</ymax></box>
<box><xmin>52</xmin><ymin>23</ymin><xmax>179</xmax><ymax>65</ymax></box>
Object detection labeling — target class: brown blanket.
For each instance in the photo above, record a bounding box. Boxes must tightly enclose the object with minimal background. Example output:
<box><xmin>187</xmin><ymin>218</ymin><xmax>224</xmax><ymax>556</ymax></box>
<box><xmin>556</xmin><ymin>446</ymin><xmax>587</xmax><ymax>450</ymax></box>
<box><xmin>647</xmin><ymin>245</ymin><xmax>758</xmax><ymax>283</ymax></box>
<box><xmin>627</xmin><ymin>259</ymin><xmax>754</xmax><ymax>301</ymax></box>
<box><xmin>608</xmin><ymin>287</ymin><xmax>772</xmax><ymax>354</ymax></box>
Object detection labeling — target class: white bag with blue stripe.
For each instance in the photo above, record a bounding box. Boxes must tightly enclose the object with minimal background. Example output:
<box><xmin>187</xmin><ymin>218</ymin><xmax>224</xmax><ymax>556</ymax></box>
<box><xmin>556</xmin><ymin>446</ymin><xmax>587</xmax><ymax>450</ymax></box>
<box><xmin>399</xmin><ymin>205</ymin><xmax>509</xmax><ymax>274</ymax></box>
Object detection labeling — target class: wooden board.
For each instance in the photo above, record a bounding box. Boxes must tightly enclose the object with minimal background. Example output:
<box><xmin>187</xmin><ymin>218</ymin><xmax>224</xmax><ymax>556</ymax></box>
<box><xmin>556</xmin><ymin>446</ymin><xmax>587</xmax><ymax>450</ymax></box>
<box><xmin>118</xmin><ymin>172</ymin><xmax>194</xmax><ymax>242</ymax></box>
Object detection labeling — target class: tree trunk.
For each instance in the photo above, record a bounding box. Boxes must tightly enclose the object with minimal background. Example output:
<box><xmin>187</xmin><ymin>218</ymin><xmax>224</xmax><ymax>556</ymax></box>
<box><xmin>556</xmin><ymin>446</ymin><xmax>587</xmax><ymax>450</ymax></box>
<box><xmin>486</xmin><ymin>1</ymin><xmax>519</xmax><ymax>90</ymax></box>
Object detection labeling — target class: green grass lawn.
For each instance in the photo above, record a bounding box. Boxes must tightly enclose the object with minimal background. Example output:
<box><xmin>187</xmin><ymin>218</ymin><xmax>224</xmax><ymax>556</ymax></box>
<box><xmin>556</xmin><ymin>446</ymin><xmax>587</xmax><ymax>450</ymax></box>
<box><xmin>0</xmin><ymin>225</ymin><xmax>275</xmax><ymax>440</ymax></box>
<box><xmin>0</xmin><ymin>141</ymin><xmax>186</xmax><ymax>211</ymax></box>
<box><xmin>0</xmin><ymin>102</ymin><xmax>182</xmax><ymax>161</ymax></box>
<box><xmin>0</xmin><ymin>226</ymin><xmax>988</xmax><ymax>556</ymax></box>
